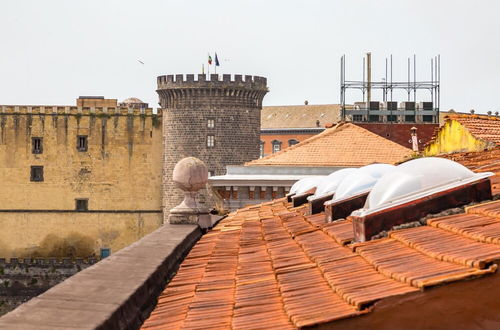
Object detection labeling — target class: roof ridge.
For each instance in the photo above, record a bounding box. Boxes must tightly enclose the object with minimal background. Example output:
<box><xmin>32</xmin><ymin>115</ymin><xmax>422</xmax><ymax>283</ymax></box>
<box><xmin>245</xmin><ymin>122</ymin><xmax>345</xmax><ymax>166</ymax></box>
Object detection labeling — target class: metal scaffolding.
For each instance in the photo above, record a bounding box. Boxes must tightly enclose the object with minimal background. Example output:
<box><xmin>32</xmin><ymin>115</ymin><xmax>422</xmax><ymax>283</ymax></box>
<box><xmin>340</xmin><ymin>53</ymin><xmax>440</xmax><ymax>124</ymax></box>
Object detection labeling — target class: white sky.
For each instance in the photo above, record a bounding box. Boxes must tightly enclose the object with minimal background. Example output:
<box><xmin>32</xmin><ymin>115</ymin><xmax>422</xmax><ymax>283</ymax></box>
<box><xmin>1</xmin><ymin>0</ymin><xmax>499</xmax><ymax>113</ymax></box>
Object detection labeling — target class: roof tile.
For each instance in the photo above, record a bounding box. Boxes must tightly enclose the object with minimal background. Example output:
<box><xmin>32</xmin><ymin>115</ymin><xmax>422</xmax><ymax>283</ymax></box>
<box><xmin>247</xmin><ymin>123</ymin><xmax>413</xmax><ymax>167</ymax></box>
<box><xmin>143</xmin><ymin>195</ymin><xmax>500</xmax><ymax>329</ymax></box>
<box><xmin>446</xmin><ymin>114</ymin><xmax>500</xmax><ymax>144</ymax></box>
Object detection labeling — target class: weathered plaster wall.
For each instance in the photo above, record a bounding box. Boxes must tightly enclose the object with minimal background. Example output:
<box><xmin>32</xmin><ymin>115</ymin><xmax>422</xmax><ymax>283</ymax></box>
<box><xmin>424</xmin><ymin>120</ymin><xmax>490</xmax><ymax>156</ymax></box>
<box><xmin>0</xmin><ymin>212</ymin><xmax>162</xmax><ymax>258</ymax></box>
<box><xmin>0</xmin><ymin>107</ymin><xmax>163</xmax><ymax>257</ymax></box>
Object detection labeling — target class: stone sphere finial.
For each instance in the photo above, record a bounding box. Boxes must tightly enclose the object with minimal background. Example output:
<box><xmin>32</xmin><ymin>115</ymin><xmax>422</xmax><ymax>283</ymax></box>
<box><xmin>172</xmin><ymin>157</ymin><xmax>208</xmax><ymax>192</ymax></box>
<box><xmin>168</xmin><ymin>157</ymin><xmax>210</xmax><ymax>226</ymax></box>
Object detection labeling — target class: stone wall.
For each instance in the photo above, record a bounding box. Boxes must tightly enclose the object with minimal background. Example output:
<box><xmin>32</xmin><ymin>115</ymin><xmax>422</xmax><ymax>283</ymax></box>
<box><xmin>157</xmin><ymin>74</ymin><xmax>268</xmax><ymax>217</ymax></box>
<box><xmin>0</xmin><ymin>258</ymin><xmax>97</xmax><ymax>316</ymax></box>
<box><xmin>0</xmin><ymin>224</ymin><xmax>202</xmax><ymax>329</ymax></box>
<box><xmin>0</xmin><ymin>106</ymin><xmax>163</xmax><ymax>257</ymax></box>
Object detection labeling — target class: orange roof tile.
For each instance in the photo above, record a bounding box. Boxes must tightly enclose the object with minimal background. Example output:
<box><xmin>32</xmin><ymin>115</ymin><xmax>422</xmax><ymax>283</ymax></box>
<box><xmin>142</xmin><ymin>197</ymin><xmax>500</xmax><ymax>329</ymax></box>
<box><xmin>440</xmin><ymin>147</ymin><xmax>500</xmax><ymax>195</ymax></box>
<box><xmin>446</xmin><ymin>114</ymin><xmax>500</xmax><ymax>144</ymax></box>
<box><xmin>246</xmin><ymin>123</ymin><xmax>413</xmax><ymax>167</ymax></box>
<box><xmin>261</xmin><ymin>104</ymin><xmax>341</xmax><ymax>129</ymax></box>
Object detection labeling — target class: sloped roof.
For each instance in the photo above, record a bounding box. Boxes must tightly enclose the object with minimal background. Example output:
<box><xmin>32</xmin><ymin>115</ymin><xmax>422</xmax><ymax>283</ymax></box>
<box><xmin>261</xmin><ymin>104</ymin><xmax>341</xmax><ymax>129</ymax></box>
<box><xmin>246</xmin><ymin>123</ymin><xmax>413</xmax><ymax>167</ymax></box>
<box><xmin>447</xmin><ymin>114</ymin><xmax>500</xmax><ymax>144</ymax></box>
<box><xmin>142</xmin><ymin>196</ymin><xmax>500</xmax><ymax>329</ymax></box>
<box><xmin>441</xmin><ymin>147</ymin><xmax>500</xmax><ymax>195</ymax></box>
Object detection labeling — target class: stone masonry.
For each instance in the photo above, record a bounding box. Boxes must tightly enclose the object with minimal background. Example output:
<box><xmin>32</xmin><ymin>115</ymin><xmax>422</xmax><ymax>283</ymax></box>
<box><xmin>157</xmin><ymin>74</ymin><xmax>268</xmax><ymax>218</ymax></box>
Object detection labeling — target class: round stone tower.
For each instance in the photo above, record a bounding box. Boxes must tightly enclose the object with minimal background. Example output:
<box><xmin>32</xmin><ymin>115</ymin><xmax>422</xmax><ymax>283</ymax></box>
<box><xmin>157</xmin><ymin>73</ymin><xmax>268</xmax><ymax>218</ymax></box>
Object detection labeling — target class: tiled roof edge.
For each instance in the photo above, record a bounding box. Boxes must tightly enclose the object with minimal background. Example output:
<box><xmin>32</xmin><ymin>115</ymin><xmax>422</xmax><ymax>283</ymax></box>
<box><xmin>246</xmin><ymin>123</ymin><xmax>345</xmax><ymax>166</ymax></box>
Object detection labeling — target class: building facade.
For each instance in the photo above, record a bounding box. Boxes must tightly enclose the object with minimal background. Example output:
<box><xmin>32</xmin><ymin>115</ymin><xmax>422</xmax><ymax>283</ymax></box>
<box><xmin>0</xmin><ymin>98</ymin><xmax>163</xmax><ymax>258</ymax></box>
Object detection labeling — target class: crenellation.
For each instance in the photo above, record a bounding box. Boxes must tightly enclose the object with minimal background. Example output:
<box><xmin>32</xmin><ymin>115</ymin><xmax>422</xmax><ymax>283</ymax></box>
<box><xmin>0</xmin><ymin>105</ymin><xmax>155</xmax><ymax>117</ymax></box>
<box><xmin>156</xmin><ymin>73</ymin><xmax>268</xmax><ymax>90</ymax></box>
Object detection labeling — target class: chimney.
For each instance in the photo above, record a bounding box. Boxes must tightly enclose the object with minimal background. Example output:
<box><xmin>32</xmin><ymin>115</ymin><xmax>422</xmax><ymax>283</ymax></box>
<box><xmin>410</xmin><ymin>127</ymin><xmax>419</xmax><ymax>152</ymax></box>
<box><xmin>366</xmin><ymin>52</ymin><xmax>372</xmax><ymax>106</ymax></box>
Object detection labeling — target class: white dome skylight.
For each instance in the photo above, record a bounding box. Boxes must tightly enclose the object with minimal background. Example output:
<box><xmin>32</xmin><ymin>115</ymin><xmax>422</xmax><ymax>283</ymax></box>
<box><xmin>333</xmin><ymin>164</ymin><xmax>396</xmax><ymax>201</ymax></box>
<box><xmin>289</xmin><ymin>176</ymin><xmax>326</xmax><ymax>195</ymax></box>
<box><xmin>310</xmin><ymin>168</ymin><xmax>356</xmax><ymax>199</ymax></box>
<box><xmin>361</xmin><ymin>157</ymin><xmax>494</xmax><ymax>212</ymax></box>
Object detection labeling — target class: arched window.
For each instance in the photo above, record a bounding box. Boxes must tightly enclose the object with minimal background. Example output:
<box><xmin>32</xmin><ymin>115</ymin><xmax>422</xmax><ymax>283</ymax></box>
<box><xmin>288</xmin><ymin>139</ymin><xmax>299</xmax><ymax>147</ymax></box>
<box><xmin>272</xmin><ymin>140</ymin><xmax>282</xmax><ymax>154</ymax></box>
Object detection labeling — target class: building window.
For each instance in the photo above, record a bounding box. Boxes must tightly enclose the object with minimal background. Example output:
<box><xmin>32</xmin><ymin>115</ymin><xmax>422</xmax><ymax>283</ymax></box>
<box><xmin>353</xmin><ymin>114</ymin><xmax>363</xmax><ymax>122</ymax></box>
<box><xmin>32</xmin><ymin>137</ymin><xmax>43</xmax><ymax>154</ymax></box>
<box><xmin>260</xmin><ymin>141</ymin><xmax>265</xmax><ymax>158</ymax></box>
<box><xmin>208</xmin><ymin>170</ymin><xmax>215</xmax><ymax>177</ymax></box>
<box><xmin>288</xmin><ymin>139</ymin><xmax>299</xmax><ymax>147</ymax></box>
<box><xmin>207</xmin><ymin>118</ymin><xmax>215</xmax><ymax>128</ymax></box>
<box><xmin>207</xmin><ymin>135</ymin><xmax>215</xmax><ymax>148</ymax></box>
<box><xmin>30</xmin><ymin>166</ymin><xmax>44</xmax><ymax>182</ymax></box>
<box><xmin>77</xmin><ymin>135</ymin><xmax>88</xmax><ymax>152</ymax></box>
<box><xmin>100</xmin><ymin>248</ymin><xmax>111</xmax><ymax>259</ymax></box>
<box><xmin>272</xmin><ymin>140</ymin><xmax>281</xmax><ymax>153</ymax></box>
<box><xmin>75</xmin><ymin>199</ymin><xmax>88</xmax><ymax>211</ymax></box>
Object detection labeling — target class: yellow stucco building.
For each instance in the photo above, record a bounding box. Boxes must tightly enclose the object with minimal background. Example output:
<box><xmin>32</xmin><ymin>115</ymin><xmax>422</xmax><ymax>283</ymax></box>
<box><xmin>424</xmin><ymin>114</ymin><xmax>500</xmax><ymax>156</ymax></box>
<box><xmin>0</xmin><ymin>97</ymin><xmax>163</xmax><ymax>258</ymax></box>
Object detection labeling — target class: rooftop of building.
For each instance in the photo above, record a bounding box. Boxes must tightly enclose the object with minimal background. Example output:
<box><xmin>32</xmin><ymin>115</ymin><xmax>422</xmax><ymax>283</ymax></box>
<box><xmin>142</xmin><ymin>192</ymin><xmax>500</xmax><ymax>329</ymax></box>
<box><xmin>247</xmin><ymin>122</ymin><xmax>413</xmax><ymax>167</ymax></box>
<box><xmin>2</xmin><ymin>148</ymin><xmax>499</xmax><ymax>329</ymax></box>
<box><xmin>261</xmin><ymin>104</ymin><xmax>341</xmax><ymax>129</ymax></box>
<box><xmin>444</xmin><ymin>113</ymin><xmax>500</xmax><ymax>144</ymax></box>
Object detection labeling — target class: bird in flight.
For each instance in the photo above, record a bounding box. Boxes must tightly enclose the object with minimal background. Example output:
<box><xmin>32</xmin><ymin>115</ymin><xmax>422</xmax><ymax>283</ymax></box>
<box><xmin>138</xmin><ymin>60</ymin><xmax>144</xmax><ymax>65</ymax></box>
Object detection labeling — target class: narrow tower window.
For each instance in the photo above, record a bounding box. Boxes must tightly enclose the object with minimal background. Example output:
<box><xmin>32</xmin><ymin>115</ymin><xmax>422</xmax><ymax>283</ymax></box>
<box><xmin>77</xmin><ymin>135</ymin><xmax>88</xmax><ymax>151</ymax></box>
<box><xmin>207</xmin><ymin>135</ymin><xmax>215</xmax><ymax>148</ymax></box>
<box><xmin>32</xmin><ymin>137</ymin><xmax>43</xmax><ymax>154</ymax></box>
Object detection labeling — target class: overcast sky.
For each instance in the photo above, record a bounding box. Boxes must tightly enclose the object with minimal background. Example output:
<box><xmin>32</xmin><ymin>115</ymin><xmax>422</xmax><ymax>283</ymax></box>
<box><xmin>1</xmin><ymin>0</ymin><xmax>499</xmax><ymax>113</ymax></box>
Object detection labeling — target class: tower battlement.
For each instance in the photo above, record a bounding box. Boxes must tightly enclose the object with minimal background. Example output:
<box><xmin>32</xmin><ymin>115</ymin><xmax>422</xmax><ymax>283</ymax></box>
<box><xmin>0</xmin><ymin>105</ymin><xmax>154</xmax><ymax>116</ymax></box>
<box><xmin>157</xmin><ymin>74</ymin><xmax>267</xmax><ymax>89</ymax></box>
<box><xmin>157</xmin><ymin>73</ymin><xmax>268</xmax><ymax>220</ymax></box>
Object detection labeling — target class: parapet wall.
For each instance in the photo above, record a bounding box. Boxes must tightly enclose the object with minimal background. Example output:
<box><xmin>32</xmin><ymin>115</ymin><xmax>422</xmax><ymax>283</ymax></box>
<box><xmin>0</xmin><ymin>105</ymin><xmax>154</xmax><ymax>116</ymax></box>
<box><xmin>0</xmin><ymin>223</ymin><xmax>202</xmax><ymax>329</ymax></box>
<box><xmin>0</xmin><ymin>258</ymin><xmax>98</xmax><ymax>266</ymax></box>
<box><xmin>157</xmin><ymin>73</ymin><xmax>267</xmax><ymax>89</ymax></box>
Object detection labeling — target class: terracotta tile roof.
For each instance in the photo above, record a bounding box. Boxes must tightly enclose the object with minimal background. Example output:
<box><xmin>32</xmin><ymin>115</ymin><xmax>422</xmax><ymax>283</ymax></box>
<box><xmin>261</xmin><ymin>104</ymin><xmax>341</xmax><ymax>129</ymax></box>
<box><xmin>142</xmin><ymin>197</ymin><xmax>500</xmax><ymax>329</ymax></box>
<box><xmin>446</xmin><ymin>114</ymin><xmax>500</xmax><ymax>144</ymax></box>
<box><xmin>246</xmin><ymin>123</ymin><xmax>413</xmax><ymax>167</ymax></box>
<box><xmin>440</xmin><ymin>147</ymin><xmax>500</xmax><ymax>195</ymax></box>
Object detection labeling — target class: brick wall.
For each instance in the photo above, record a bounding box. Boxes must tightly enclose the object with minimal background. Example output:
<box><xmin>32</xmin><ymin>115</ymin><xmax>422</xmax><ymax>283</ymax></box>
<box><xmin>354</xmin><ymin>123</ymin><xmax>438</xmax><ymax>150</ymax></box>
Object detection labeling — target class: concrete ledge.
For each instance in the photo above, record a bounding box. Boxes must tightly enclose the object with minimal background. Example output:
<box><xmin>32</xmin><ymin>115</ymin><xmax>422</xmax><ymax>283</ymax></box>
<box><xmin>0</xmin><ymin>224</ymin><xmax>202</xmax><ymax>330</ymax></box>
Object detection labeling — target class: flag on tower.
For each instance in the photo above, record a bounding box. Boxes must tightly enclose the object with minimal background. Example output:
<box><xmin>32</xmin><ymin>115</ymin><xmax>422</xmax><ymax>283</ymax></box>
<box><xmin>215</xmin><ymin>53</ymin><xmax>220</xmax><ymax>67</ymax></box>
<box><xmin>208</xmin><ymin>54</ymin><xmax>212</xmax><ymax>65</ymax></box>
